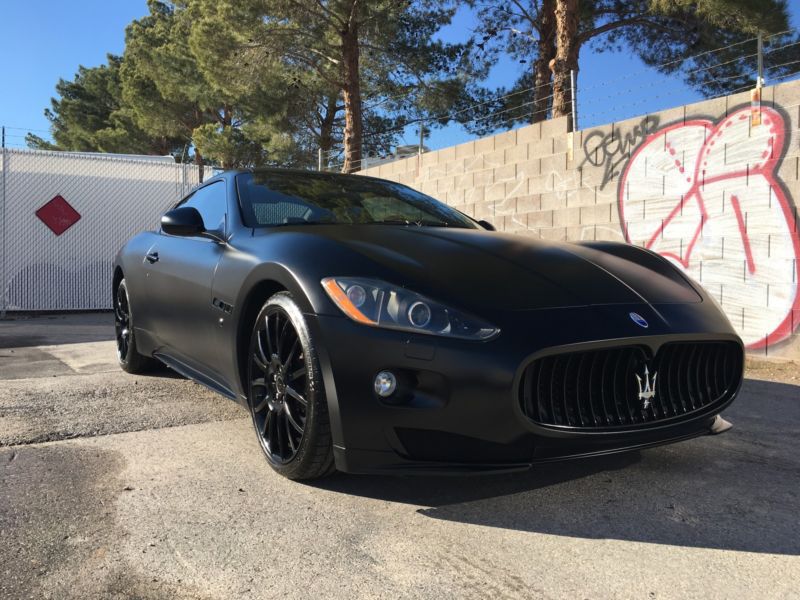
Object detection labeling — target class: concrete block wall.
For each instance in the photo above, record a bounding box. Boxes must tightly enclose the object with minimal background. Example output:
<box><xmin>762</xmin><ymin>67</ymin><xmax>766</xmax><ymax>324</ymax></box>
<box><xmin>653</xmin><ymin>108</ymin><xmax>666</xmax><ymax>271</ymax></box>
<box><xmin>360</xmin><ymin>79</ymin><xmax>800</xmax><ymax>358</ymax></box>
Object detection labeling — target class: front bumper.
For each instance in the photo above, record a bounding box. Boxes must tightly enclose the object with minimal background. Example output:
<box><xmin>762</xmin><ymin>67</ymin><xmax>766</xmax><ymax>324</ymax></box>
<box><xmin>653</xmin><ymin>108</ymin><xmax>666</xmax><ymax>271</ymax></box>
<box><xmin>308</xmin><ymin>301</ymin><xmax>743</xmax><ymax>475</ymax></box>
<box><xmin>334</xmin><ymin>415</ymin><xmax>731</xmax><ymax>475</ymax></box>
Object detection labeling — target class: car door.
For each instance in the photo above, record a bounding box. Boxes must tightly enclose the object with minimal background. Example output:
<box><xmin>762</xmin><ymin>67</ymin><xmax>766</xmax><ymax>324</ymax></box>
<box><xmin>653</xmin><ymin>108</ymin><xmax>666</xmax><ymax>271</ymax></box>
<box><xmin>143</xmin><ymin>181</ymin><xmax>228</xmax><ymax>377</ymax></box>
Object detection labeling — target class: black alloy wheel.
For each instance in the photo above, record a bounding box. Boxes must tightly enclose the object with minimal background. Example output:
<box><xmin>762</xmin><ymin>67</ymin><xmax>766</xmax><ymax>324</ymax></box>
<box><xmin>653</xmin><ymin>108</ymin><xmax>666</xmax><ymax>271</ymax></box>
<box><xmin>247</xmin><ymin>292</ymin><xmax>335</xmax><ymax>479</ymax></box>
<box><xmin>114</xmin><ymin>278</ymin><xmax>155</xmax><ymax>374</ymax></box>
<box><xmin>115</xmin><ymin>282</ymin><xmax>132</xmax><ymax>362</ymax></box>
<box><xmin>251</xmin><ymin>307</ymin><xmax>307</xmax><ymax>461</ymax></box>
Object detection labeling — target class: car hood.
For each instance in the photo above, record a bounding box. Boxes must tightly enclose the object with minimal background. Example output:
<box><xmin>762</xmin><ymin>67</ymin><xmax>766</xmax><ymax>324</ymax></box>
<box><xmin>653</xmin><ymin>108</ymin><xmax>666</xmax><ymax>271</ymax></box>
<box><xmin>257</xmin><ymin>225</ymin><xmax>702</xmax><ymax>311</ymax></box>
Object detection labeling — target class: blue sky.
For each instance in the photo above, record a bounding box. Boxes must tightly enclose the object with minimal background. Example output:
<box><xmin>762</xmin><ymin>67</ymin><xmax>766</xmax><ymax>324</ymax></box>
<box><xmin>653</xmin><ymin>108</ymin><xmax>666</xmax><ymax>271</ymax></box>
<box><xmin>0</xmin><ymin>0</ymin><xmax>149</xmax><ymax>147</ymax></box>
<box><xmin>1</xmin><ymin>0</ymin><xmax>799</xmax><ymax>152</ymax></box>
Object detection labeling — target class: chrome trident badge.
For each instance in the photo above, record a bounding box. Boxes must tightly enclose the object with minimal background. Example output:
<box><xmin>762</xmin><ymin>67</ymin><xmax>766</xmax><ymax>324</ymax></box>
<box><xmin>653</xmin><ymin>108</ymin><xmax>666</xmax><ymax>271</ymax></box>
<box><xmin>636</xmin><ymin>365</ymin><xmax>658</xmax><ymax>409</ymax></box>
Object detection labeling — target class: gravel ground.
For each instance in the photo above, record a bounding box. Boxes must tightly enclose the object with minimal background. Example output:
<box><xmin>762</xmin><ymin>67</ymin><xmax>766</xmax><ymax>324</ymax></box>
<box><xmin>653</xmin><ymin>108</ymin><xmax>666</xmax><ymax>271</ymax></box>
<box><xmin>1</xmin><ymin>314</ymin><xmax>798</xmax><ymax>599</ymax></box>
<box><xmin>0</xmin><ymin>368</ymin><xmax>244</xmax><ymax>446</ymax></box>
<box><xmin>745</xmin><ymin>356</ymin><xmax>800</xmax><ymax>385</ymax></box>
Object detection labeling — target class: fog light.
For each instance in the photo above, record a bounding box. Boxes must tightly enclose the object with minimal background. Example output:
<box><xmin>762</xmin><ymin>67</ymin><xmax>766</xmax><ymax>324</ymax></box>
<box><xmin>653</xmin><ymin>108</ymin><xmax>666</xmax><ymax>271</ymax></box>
<box><xmin>374</xmin><ymin>371</ymin><xmax>397</xmax><ymax>397</ymax></box>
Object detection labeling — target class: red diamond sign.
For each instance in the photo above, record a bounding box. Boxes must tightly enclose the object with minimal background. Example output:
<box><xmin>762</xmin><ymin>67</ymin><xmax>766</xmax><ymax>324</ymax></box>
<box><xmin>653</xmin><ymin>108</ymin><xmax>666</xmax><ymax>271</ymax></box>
<box><xmin>36</xmin><ymin>195</ymin><xmax>81</xmax><ymax>236</ymax></box>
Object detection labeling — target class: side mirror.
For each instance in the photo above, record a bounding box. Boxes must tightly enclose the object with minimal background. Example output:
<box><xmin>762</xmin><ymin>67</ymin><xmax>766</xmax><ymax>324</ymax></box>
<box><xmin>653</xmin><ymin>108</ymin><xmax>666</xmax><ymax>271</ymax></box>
<box><xmin>478</xmin><ymin>219</ymin><xmax>496</xmax><ymax>231</ymax></box>
<box><xmin>161</xmin><ymin>207</ymin><xmax>205</xmax><ymax>237</ymax></box>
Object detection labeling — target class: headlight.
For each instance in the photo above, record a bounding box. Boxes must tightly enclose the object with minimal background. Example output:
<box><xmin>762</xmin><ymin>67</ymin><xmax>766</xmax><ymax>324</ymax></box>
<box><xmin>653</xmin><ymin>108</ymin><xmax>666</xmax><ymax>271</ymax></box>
<box><xmin>321</xmin><ymin>277</ymin><xmax>499</xmax><ymax>340</ymax></box>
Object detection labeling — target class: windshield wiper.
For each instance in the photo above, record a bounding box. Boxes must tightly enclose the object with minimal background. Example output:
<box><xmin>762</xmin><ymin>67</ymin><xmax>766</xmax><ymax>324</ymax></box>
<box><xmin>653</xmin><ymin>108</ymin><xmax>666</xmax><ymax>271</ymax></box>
<box><xmin>367</xmin><ymin>219</ymin><xmax>459</xmax><ymax>228</ymax></box>
<box><xmin>270</xmin><ymin>220</ymin><xmax>334</xmax><ymax>227</ymax></box>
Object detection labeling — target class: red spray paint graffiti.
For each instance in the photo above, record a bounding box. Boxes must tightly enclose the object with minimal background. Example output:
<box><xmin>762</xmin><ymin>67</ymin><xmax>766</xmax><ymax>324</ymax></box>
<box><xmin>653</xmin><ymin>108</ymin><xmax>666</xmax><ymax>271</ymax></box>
<box><xmin>619</xmin><ymin>106</ymin><xmax>800</xmax><ymax>349</ymax></box>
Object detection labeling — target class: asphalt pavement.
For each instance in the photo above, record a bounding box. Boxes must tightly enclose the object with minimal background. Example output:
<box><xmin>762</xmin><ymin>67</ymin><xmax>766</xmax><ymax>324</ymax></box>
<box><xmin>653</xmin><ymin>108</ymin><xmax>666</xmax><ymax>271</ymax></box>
<box><xmin>1</xmin><ymin>313</ymin><xmax>799</xmax><ymax>599</ymax></box>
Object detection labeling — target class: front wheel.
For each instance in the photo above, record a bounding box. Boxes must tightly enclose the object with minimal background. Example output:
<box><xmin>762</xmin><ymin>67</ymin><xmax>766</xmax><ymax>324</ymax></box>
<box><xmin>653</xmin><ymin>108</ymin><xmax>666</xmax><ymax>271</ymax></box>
<box><xmin>247</xmin><ymin>292</ymin><xmax>335</xmax><ymax>480</ymax></box>
<box><xmin>114</xmin><ymin>278</ymin><xmax>157</xmax><ymax>374</ymax></box>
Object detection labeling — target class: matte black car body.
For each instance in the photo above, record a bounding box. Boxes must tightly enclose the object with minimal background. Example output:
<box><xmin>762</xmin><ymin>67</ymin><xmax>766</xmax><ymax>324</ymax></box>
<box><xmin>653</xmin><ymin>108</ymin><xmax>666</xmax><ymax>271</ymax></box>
<box><xmin>113</xmin><ymin>169</ymin><xmax>744</xmax><ymax>475</ymax></box>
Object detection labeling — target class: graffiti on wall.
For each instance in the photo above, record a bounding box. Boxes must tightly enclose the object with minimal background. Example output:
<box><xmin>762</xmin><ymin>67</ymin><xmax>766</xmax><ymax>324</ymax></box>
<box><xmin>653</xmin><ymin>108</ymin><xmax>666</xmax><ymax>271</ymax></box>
<box><xmin>617</xmin><ymin>106</ymin><xmax>800</xmax><ymax>349</ymax></box>
<box><xmin>582</xmin><ymin>115</ymin><xmax>661</xmax><ymax>190</ymax></box>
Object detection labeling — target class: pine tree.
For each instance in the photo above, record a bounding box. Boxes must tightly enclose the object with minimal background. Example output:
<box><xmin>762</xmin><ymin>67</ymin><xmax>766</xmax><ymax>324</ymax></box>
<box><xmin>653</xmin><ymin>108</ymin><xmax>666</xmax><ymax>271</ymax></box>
<box><xmin>26</xmin><ymin>55</ymin><xmax>180</xmax><ymax>155</ymax></box>
<box><xmin>218</xmin><ymin>0</ymin><xmax>470</xmax><ymax>172</ymax></box>
<box><xmin>469</xmin><ymin>0</ymin><xmax>793</xmax><ymax>132</ymax></box>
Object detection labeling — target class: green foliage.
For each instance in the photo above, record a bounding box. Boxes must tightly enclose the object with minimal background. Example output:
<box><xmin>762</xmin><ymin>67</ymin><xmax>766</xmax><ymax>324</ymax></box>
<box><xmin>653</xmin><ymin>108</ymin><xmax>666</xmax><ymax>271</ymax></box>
<box><xmin>620</xmin><ymin>2</ymin><xmax>797</xmax><ymax>97</ymax></box>
<box><xmin>116</xmin><ymin>0</ymin><xmax>316</xmax><ymax>168</ymax></box>
<box><xmin>468</xmin><ymin>0</ymin><xmax>793</xmax><ymax>133</ymax></box>
<box><xmin>24</xmin><ymin>134</ymin><xmax>59</xmax><ymax>151</ymax></box>
<box><xmin>648</xmin><ymin>0</ymin><xmax>787</xmax><ymax>34</ymax></box>
<box><xmin>28</xmin><ymin>54</ymin><xmax>179</xmax><ymax>155</ymax></box>
<box><xmin>30</xmin><ymin>0</ymin><xmax>486</xmax><ymax>170</ymax></box>
<box><xmin>197</xmin><ymin>0</ymin><xmax>476</xmax><ymax>170</ymax></box>
<box><xmin>34</xmin><ymin>0</ymin><xmax>791</xmax><ymax>166</ymax></box>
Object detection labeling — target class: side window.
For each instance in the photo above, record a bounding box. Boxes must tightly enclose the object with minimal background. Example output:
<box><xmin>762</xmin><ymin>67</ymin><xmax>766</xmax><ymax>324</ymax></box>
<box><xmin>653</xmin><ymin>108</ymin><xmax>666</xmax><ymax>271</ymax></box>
<box><xmin>180</xmin><ymin>182</ymin><xmax>227</xmax><ymax>232</ymax></box>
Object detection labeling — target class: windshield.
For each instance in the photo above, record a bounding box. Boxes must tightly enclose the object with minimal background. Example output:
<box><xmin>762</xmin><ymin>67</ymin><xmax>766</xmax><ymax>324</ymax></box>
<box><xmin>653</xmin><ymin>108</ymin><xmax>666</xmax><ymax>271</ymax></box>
<box><xmin>236</xmin><ymin>171</ymin><xmax>478</xmax><ymax>229</ymax></box>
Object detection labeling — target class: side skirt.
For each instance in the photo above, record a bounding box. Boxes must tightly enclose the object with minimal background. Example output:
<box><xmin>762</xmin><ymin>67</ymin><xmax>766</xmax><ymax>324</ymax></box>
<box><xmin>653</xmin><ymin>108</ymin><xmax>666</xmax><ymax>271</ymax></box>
<box><xmin>154</xmin><ymin>352</ymin><xmax>238</xmax><ymax>401</ymax></box>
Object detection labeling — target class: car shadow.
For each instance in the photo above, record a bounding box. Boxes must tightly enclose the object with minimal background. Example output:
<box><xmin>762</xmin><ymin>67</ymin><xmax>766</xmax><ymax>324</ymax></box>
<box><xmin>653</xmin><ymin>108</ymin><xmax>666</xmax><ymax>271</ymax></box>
<box><xmin>312</xmin><ymin>378</ymin><xmax>800</xmax><ymax>556</ymax></box>
<box><xmin>0</xmin><ymin>312</ymin><xmax>114</xmax><ymax>348</ymax></box>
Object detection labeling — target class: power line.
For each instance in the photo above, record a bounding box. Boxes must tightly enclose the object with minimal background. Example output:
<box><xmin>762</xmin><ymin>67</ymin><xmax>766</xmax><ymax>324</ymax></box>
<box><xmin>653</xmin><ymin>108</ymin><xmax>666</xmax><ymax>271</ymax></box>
<box><xmin>1</xmin><ymin>125</ymin><xmax>51</xmax><ymax>135</ymax></box>
<box><xmin>360</xmin><ymin>35</ymin><xmax>786</xmax><ymax>144</ymax></box>
<box><xmin>358</xmin><ymin>27</ymin><xmax>800</xmax><ymax>127</ymax></box>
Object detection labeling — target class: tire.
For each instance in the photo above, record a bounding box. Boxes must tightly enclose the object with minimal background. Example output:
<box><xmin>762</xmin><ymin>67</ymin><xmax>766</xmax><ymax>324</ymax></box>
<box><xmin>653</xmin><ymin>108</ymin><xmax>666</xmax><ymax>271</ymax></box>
<box><xmin>114</xmin><ymin>278</ymin><xmax>158</xmax><ymax>374</ymax></box>
<box><xmin>246</xmin><ymin>292</ymin><xmax>335</xmax><ymax>480</ymax></box>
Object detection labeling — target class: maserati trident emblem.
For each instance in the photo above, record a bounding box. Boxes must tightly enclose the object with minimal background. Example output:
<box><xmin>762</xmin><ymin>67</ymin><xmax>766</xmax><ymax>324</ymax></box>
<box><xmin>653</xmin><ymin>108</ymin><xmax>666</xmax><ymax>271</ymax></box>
<box><xmin>636</xmin><ymin>365</ymin><xmax>658</xmax><ymax>409</ymax></box>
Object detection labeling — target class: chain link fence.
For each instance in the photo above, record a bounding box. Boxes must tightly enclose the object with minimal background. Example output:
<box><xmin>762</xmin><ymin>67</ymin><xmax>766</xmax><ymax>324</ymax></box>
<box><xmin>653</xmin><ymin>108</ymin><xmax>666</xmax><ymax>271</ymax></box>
<box><xmin>0</xmin><ymin>148</ymin><xmax>201</xmax><ymax>312</ymax></box>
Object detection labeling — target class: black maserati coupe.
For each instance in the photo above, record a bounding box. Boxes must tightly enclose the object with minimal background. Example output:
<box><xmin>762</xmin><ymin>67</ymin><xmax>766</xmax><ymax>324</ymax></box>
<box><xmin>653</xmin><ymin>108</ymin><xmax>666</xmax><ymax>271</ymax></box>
<box><xmin>113</xmin><ymin>169</ymin><xmax>744</xmax><ymax>480</ymax></box>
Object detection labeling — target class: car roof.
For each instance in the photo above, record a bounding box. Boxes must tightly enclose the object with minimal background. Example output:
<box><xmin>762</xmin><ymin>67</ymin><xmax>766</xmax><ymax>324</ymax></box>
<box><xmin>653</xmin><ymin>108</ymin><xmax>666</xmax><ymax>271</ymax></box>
<box><xmin>212</xmin><ymin>167</ymin><xmax>391</xmax><ymax>186</ymax></box>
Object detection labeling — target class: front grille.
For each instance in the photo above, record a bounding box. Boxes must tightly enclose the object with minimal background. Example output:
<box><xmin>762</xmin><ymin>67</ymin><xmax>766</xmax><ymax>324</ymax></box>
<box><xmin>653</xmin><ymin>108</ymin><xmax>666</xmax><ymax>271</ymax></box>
<box><xmin>519</xmin><ymin>341</ymin><xmax>742</xmax><ymax>430</ymax></box>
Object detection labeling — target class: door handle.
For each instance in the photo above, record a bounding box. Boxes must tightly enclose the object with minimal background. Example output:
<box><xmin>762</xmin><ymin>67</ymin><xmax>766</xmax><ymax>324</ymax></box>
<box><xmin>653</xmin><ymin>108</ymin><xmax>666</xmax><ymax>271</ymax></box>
<box><xmin>146</xmin><ymin>252</ymin><xmax>159</xmax><ymax>264</ymax></box>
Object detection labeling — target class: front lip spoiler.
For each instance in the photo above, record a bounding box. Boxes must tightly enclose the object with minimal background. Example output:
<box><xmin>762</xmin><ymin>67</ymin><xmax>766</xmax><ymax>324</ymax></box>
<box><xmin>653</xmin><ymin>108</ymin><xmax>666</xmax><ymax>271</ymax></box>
<box><xmin>333</xmin><ymin>414</ymin><xmax>732</xmax><ymax>475</ymax></box>
<box><xmin>530</xmin><ymin>414</ymin><xmax>732</xmax><ymax>464</ymax></box>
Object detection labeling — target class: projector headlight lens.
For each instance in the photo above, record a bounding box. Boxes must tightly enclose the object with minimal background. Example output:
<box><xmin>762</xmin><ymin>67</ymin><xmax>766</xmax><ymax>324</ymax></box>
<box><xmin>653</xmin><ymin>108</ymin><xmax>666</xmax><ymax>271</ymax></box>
<box><xmin>407</xmin><ymin>301</ymin><xmax>432</xmax><ymax>328</ymax></box>
<box><xmin>346</xmin><ymin>284</ymin><xmax>367</xmax><ymax>308</ymax></box>
<box><xmin>321</xmin><ymin>277</ymin><xmax>499</xmax><ymax>340</ymax></box>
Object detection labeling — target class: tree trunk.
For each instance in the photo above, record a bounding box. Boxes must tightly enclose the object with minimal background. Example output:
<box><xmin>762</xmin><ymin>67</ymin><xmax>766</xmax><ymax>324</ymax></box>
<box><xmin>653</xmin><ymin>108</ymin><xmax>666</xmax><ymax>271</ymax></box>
<box><xmin>222</xmin><ymin>105</ymin><xmax>234</xmax><ymax>170</ymax></box>
<box><xmin>153</xmin><ymin>136</ymin><xmax>170</xmax><ymax>156</ymax></box>
<box><xmin>318</xmin><ymin>93</ymin><xmax>339</xmax><ymax>169</ymax></box>
<box><xmin>195</xmin><ymin>149</ymin><xmax>204</xmax><ymax>183</ymax></box>
<box><xmin>189</xmin><ymin>108</ymin><xmax>204</xmax><ymax>181</ymax></box>
<box><xmin>340</xmin><ymin>9</ymin><xmax>363</xmax><ymax>174</ymax></box>
<box><xmin>552</xmin><ymin>0</ymin><xmax>580</xmax><ymax>130</ymax></box>
<box><xmin>532</xmin><ymin>0</ymin><xmax>556</xmax><ymax>123</ymax></box>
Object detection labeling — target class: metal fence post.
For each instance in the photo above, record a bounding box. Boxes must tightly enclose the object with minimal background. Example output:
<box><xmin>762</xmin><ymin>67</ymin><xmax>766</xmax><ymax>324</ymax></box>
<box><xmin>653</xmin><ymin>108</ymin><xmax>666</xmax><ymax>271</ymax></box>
<box><xmin>751</xmin><ymin>33</ymin><xmax>764</xmax><ymax>126</ymax></box>
<box><xmin>180</xmin><ymin>144</ymin><xmax>188</xmax><ymax>195</ymax></box>
<box><xmin>570</xmin><ymin>70</ymin><xmax>578</xmax><ymax>132</ymax></box>
<box><xmin>757</xmin><ymin>32</ymin><xmax>764</xmax><ymax>88</ymax></box>
<box><xmin>1</xmin><ymin>127</ymin><xmax>6</xmax><ymax>317</ymax></box>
